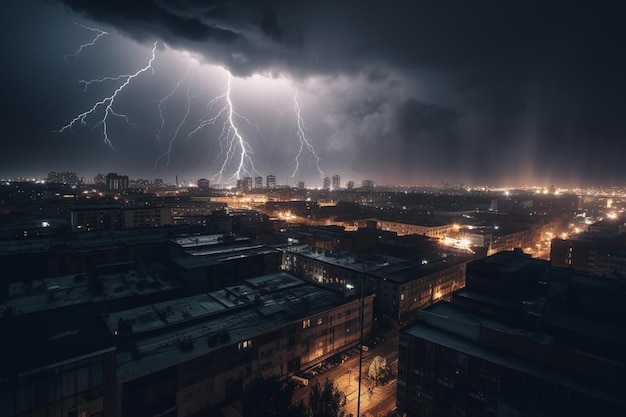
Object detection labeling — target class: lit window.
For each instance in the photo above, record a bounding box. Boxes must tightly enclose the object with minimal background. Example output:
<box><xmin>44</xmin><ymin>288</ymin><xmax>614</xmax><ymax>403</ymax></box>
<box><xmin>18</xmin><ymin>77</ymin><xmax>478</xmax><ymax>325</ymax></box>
<box><xmin>302</xmin><ymin>319</ymin><xmax>311</xmax><ymax>329</ymax></box>
<box><xmin>238</xmin><ymin>339</ymin><xmax>252</xmax><ymax>350</ymax></box>
<box><xmin>317</xmin><ymin>317</ymin><xmax>323</xmax><ymax>325</ymax></box>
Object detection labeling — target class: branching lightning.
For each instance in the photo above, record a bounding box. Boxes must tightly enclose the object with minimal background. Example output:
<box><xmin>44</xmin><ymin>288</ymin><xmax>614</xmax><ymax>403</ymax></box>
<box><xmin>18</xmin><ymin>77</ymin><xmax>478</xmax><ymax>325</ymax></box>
<box><xmin>188</xmin><ymin>73</ymin><xmax>260</xmax><ymax>184</ymax></box>
<box><xmin>292</xmin><ymin>90</ymin><xmax>325</xmax><ymax>179</ymax></box>
<box><xmin>152</xmin><ymin>67</ymin><xmax>191</xmax><ymax>146</ymax></box>
<box><xmin>57</xmin><ymin>29</ymin><xmax>327</xmax><ymax>184</ymax></box>
<box><xmin>153</xmin><ymin>77</ymin><xmax>204</xmax><ymax>171</ymax></box>
<box><xmin>64</xmin><ymin>21</ymin><xmax>108</xmax><ymax>62</ymax></box>
<box><xmin>56</xmin><ymin>42</ymin><xmax>158</xmax><ymax>149</ymax></box>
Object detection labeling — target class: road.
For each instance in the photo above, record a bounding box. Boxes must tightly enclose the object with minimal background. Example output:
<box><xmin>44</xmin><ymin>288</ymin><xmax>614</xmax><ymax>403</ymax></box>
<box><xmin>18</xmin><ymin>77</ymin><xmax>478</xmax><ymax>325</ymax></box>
<box><xmin>292</xmin><ymin>323</ymin><xmax>399</xmax><ymax>417</ymax></box>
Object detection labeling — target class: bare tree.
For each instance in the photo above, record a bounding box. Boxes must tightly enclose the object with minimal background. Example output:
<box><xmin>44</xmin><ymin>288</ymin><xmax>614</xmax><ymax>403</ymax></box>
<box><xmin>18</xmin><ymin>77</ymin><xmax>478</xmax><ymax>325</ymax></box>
<box><xmin>368</xmin><ymin>355</ymin><xmax>388</xmax><ymax>386</ymax></box>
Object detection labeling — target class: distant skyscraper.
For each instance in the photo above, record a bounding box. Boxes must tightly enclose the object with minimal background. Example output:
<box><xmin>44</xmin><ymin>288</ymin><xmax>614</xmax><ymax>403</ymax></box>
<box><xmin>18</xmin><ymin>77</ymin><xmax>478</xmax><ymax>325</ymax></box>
<box><xmin>106</xmin><ymin>173</ymin><xmax>129</xmax><ymax>191</ymax></box>
<box><xmin>323</xmin><ymin>176</ymin><xmax>330</xmax><ymax>190</ymax></box>
<box><xmin>361</xmin><ymin>179</ymin><xmax>374</xmax><ymax>191</ymax></box>
<box><xmin>154</xmin><ymin>178</ymin><xmax>163</xmax><ymax>187</ymax></box>
<box><xmin>266</xmin><ymin>175</ymin><xmax>276</xmax><ymax>189</ymax></box>
<box><xmin>347</xmin><ymin>180</ymin><xmax>354</xmax><ymax>190</ymax></box>
<box><xmin>238</xmin><ymin>177</ymin><xmax>253</xmax><ymax>191</ymax></box>
<box><xmin>94</xmin><ymin>173</ymin><xmax>106</xmax><ymax>185</ymax></box>
<box><xmin>332</xmin><ymin>174</ymin><xmax>340</xmax><ymax>191</ymax></box>
<box><xmin>297</xmin><ymin>181</ymin><xmax>306</xmax><ymax>190</ymax></box>
<box><xmin>254</xmin><ymin>176</ymin><xmax>263</xmax><ymax>189</ymax></box>
<box><xmin>197</xmin><ymin>178</ymin><xmax>210</xmax><ymax>190</ymax></box>
<box><xmin>47</xmin><ymin>171</ymin><xmax>80</xmax><ymax>185</ymax></box>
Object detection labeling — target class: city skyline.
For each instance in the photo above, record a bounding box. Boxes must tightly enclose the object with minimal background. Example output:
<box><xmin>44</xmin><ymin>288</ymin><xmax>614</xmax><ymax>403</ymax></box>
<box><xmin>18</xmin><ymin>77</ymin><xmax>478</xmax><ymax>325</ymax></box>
<box><xmin>4</xmin><ymin>1</ymin><xmax>626</xmax><ymax>187</ymax></box>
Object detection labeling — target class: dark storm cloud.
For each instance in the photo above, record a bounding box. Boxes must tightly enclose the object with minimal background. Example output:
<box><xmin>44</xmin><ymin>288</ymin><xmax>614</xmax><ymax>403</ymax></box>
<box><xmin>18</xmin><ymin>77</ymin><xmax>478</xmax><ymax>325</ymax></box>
<box><xmin>4</xmin><ymin>0</ymin><xmax>626</xmax><ymax>185</ymax></box>
<box><xmin>57</xmin><ymin>0</ymin><xmax>290</xmax><ymax>76</ymax></box>
<box><xmin>394</xmin><ymin>100</ymin><xmax>460</xmax><ymax>142</ymax></box>
<box><xmin>53</xmin><ymin>1</ymin><xmax>626</xmax><ymax>90</ymax></box>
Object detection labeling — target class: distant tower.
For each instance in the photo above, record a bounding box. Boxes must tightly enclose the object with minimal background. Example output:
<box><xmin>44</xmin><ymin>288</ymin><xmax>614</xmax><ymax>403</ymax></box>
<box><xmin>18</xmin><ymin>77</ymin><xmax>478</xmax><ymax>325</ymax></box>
<box><xmin>323</xmin><ymin>176</ymin><xmax>330</xmax><ymax>191</ymax></box>
<box><xmin>332</xmin><ymin>174</ymin><xmax>341</xmax><ymax>191</ymax></box>
<box><xmin>297</xmin><ymin>181</ymin><xmax>306</xmax><ymax>190</ymax></box>
<box><xmin>240</xmin><ymin>177</ymin><xmax>253</xmax><ymax>191</ymax></box>
<box><xmin>347</xmin><ymin>180</ymin><xmax>354</xmax><ymax>190</ymax></box>
<box><xmin>254</xmin><ymin>176</ymin><xmax>263</xmax><ymax>189</ymax></box>
<box><xmin>266</xmin><ymin>175</ymin><xmax>276</xmax><ymax>189</ymax></box>
<box><xmin>106</xmin><ymin>173</ymin><xmax>129</xmax><ymax>191</ymax></box>
<box><xmin>94</xmin><ymin>173</ymin><xmax>106</xmax><ymax>185</ymax></box>
<box><xmin>197</xmin><ymin>178</ymin><xmax>210</xmax><ymax>190</ymax></box>
<box><xmin>361</xmin><ymin>179</ymin><xmax>374</xmax><ymax>191</ymax></box>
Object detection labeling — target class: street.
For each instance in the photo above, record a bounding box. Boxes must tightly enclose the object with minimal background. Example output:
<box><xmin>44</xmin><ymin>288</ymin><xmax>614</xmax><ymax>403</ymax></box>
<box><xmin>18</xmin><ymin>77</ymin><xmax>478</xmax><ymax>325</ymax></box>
<box><xmin>292</xmin><ymin>322</ymin><xmax>399</xmax><ymax>417</ymax></box>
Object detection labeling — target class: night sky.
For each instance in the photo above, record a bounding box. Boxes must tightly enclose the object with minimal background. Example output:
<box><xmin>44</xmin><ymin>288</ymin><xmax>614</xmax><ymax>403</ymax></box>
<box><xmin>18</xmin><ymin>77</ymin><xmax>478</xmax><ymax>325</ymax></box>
<box><xmin>3</xmin><ymin>0</ymin><xmax>626</xmax><ymax>187</ymax></box>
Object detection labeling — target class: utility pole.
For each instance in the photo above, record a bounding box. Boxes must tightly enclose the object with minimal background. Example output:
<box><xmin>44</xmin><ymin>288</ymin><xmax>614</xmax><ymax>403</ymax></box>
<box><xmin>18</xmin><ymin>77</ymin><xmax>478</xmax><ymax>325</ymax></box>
<box><xmin>356</xmin><ymin>273</ymin><xmax>365</xmax><ymax>417</ymax></box>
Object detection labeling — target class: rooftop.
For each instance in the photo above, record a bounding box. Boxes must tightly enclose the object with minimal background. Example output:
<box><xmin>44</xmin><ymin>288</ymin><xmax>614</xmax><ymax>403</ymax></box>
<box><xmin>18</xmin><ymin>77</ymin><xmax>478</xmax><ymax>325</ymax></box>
<box><xmin>0</xmin><ymin>228</ymin><xmax>177</xmax><ymax>256</ymax></box>
<box><xmin>2</xmin><ymin>262</ymin><xmax>180</xmax><ymax>315</ymax></box>
<box><xmin>107</xmin><ymin>272</ymin><xmax>366</xmax><ymax>381</ymax></box>
<box><xmin>286</xmin><ymin>245</ymin><xmax>405</xmax><ymax>273</ymax></box>
<box><xmin>402</xmin><ymin>316</ymin><xmax>624</xmax><ymax>406</ymax></box>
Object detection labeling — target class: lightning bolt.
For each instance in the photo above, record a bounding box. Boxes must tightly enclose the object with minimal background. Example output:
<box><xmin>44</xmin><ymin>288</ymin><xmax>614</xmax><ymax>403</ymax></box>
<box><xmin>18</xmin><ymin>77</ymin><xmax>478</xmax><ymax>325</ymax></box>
<box><xmin>153</xmin><ymin>77</ymin><xmax>204</xmax><ymax>171</ymax></box>
<box><xmin>64</xmin><ymin>21</ymin><xmax>108</xmax><ymax>62</ymax></box>
<box><xmin>56</xmin><ymin>42</ymin><xmax>158</xmax><ymax>150</ymax></box>
<box><xmin>189</xmin><ymin>72</ymin><xmax>260</xmax><ymax>184</ymax></box>
<box><xmin>152</xmin><ymin>67</ymin><xmax>191</xmax><ymax>146</ymax></box>
<box><xmin>292</xmin><ymin>90</ymin><xmax>325</xmax><ymax>179</ymax></box>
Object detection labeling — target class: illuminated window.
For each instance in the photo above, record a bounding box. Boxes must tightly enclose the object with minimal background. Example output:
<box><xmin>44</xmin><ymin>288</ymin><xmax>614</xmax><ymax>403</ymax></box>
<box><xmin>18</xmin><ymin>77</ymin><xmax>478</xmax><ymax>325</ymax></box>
<box><xmin>317</xmin><ymin>317</ymin><xmax>323</xmax><ymax>325</ymax></box>
<box><xmin>302</xmin><ymin>319</ymin><xmax>311</xmax><ymax>329</ymax></box>
<box><xmin>238</xmin><ymin>339</ymin><xmax>252</xmax><ymax>350</ymax></box>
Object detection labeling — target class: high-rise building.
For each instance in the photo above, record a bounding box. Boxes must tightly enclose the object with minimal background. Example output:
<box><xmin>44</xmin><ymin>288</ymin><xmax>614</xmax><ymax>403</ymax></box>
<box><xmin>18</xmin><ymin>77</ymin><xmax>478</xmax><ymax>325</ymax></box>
<box><xmin>266</xmin><ymin>175</ymin><xmax>276</xmax><ymax>189</ymax></box>
<box><xmin>197</xmin><ymin>178</ymin><xmax>210</xmax><ymax>190</ymax></box>
<box><xmin>254</xmin><ymin>176</ymin><xmax>263</xmax><ymax>189</ymax></box>
<box><xmin>106</xmin><ymin>173</ymin><xmax>129</xmax><ymax>191</ymax></box>
<box><xmin>332</xmin><ymin>174</ymin><xmax>341</xmax><ymax>190</ymax></box>
<box><xmin>237</xmin><ymin>177</ymin><xmax>253</xmax><ymax>191</ymax></box>
<box><xmin>297</xmin><ymin>181</ymin><xmax>306</xmax><ymax>190</ymax></box>
<box><xmin>323</xmin><ymin>176</ymin><xmax>330</xmax><ymax>190</ymax></box>
<box><xmin>347</xmin><ymin>180</ymin><xmax>354</xmax><ymax>190</ymax></box>
<box><xmin>47</xmin><ymin>171</ymin><xmax>80</xmax><ymax>185</ymax></box>
<box><xmin>94</xmin><ymin>173</ymin><xmax>106</xmax><ymax>185</ymax></box>
<box><xmin>361</xmin><ymin>179</ymin><xmax>374</xmax><ymax>190</ymax></box>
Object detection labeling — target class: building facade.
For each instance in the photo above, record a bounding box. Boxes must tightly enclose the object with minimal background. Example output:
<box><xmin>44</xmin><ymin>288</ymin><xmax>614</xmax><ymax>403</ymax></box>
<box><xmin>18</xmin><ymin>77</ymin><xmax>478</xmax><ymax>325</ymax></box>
<box><xmin>111</xmin><ymin>273</ymin><xmax>373</xmax><ymax>416</ymax></box>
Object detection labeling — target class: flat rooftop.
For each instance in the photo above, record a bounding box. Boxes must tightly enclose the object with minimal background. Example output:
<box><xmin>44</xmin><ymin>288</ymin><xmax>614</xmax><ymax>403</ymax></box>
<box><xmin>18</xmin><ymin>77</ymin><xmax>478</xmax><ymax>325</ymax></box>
<box><xmin>171</xmin><ymin>245</ymin><xmax>279</xmax><ymax>269</ymax></box>
<box><xmin>372</xmin><ymin>253</ymin><xmax>473</xmax><ymax>284</ymax></box>
<box><xmin>401</xmin><ymin>302</ymin><xmax>626</xmax><ymax>404</ymax></box>
<box><xmin>286</xmin><ymin>245</ymin><xmax>405</xmax><ymax>273</ymax></box>
<box><xmin>468</xmin><ymin>249</ymin><xmax>542</xmax><ymax>274</ymax></box>
<box><xmin>402</xmin><ymin>308</ymin><xmax>624</xmax><ymax>406</ymax></box>
<box><xmin>0</xmin><ymin>228</ymin><xmax>177</xmax><ymax>256</ymax></box>
<box><xmin>2</xmin><ymin>262</ymin><xmax>180</xmax><ymax>315</ymax></box>
<box><xmin>107</xmin><ymin>272</ymin><xmax>364</xmax><ymax>381</ymax></box>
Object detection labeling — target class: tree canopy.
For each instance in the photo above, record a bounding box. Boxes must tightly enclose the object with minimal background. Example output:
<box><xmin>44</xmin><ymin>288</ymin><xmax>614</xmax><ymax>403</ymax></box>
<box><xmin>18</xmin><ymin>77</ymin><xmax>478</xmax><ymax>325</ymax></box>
<box><xmin>308</xmin><ymin>378</ymin><xmax>347</xmax><ymax>417</ymax></box>
<box><xmin>368</xmin><ymin>355</ymin><xmax>388</xmax><ymax>386</ymax></box>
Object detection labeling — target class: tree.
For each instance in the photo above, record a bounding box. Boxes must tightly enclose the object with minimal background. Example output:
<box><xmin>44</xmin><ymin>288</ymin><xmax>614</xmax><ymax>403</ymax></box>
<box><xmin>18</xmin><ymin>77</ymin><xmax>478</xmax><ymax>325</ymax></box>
<box><xmin>242</xmin><ymin>375</ymin><xmax>309</xmax><ymax>417</ymax></box>
<box><xmin>308</xmin><ymin>378</ymin><xmax>346</xmax><ymax>417</ymax></box>
<box><xmin>368</xmin><ymin>355</ymin><xmax>388</xmax><ymax>386</ymax></box>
